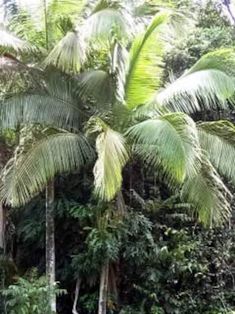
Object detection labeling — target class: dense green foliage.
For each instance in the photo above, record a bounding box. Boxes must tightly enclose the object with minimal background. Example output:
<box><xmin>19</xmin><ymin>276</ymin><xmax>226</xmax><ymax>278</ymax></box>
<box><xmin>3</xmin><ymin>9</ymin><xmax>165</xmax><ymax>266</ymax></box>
<box><xmin>0</xmin><ymin>0</ymin><xmax>235</xmax><ymax>314</ymax></box>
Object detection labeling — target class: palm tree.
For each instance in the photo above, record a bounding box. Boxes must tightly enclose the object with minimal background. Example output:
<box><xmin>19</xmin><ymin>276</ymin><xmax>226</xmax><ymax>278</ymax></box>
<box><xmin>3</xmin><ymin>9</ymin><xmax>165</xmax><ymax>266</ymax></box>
<box><xmin>1</xmin><ymin>0</ymin><xmax>235</xmax><ymax>312</ymax></box>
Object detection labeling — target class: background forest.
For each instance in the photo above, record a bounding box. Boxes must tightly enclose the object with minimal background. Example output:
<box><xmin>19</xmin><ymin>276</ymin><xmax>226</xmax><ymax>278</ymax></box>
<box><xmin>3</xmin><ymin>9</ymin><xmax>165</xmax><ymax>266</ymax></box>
<box><xmin>0</xmin><ymin>0</ymin><xmax>235</xmax><ymax>313</ymax></box>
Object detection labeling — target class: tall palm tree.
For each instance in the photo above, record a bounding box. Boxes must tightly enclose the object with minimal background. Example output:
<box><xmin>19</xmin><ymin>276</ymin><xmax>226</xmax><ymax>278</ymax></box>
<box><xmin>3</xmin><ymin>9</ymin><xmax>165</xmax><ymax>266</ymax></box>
<box><xmin>1</xmin><ymin>0</ymin><xmax>235</xmax><ymax>312</ymax></box>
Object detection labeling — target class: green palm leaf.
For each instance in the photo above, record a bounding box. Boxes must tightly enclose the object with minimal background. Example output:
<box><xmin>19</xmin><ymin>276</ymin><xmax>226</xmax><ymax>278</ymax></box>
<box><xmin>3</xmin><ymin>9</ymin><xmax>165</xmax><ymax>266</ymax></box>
<box><xmin>198</xmin><ymin>120</ymin><xmax>235</xmax><ymax>184</ymax></box>
<box><xmin>156</xmin><ymin>49</ymin><xmax>235</xmax><ymax>113</ymax></box>
<box><xmin>125</xmin><ymin>12</ymin><xmax>168</xmax><ymax>109</ymax></box>
<box><xmin>76</xmin><ymin>70</ymin><xmax>115</xmax><ymax>106</ymax></box>
<box><xmin>181</xmin><ymin>157</ymin><xmax>232</xmax><ymax>227</ymax></box>
<box><xmin>88</xmin><ymin>117</ymin><xmax>129</xmax><ymax>201</ymax></box>
<box><xmin>0</xmin><ymin>75</ymin><xmax>84</xmax><ymax>130</ymax></box>
<box><xmin>127</xmin><ymin>112</ymin><xmax>201</xmax><ymax>184</ymax></box>
<box><xmin>44</xmin><ymin>30</ymin><xmax>85</xmax><ymax>73</ymax></box>
<box><xmin>83</xmin><ymin>0</ymin><xmax>133</xmax><ymax>42</ymax></box>
<box><xmin>1</xmin><ymin>132</ymin><xmax>94</xmax><ymax>207</ymax></box>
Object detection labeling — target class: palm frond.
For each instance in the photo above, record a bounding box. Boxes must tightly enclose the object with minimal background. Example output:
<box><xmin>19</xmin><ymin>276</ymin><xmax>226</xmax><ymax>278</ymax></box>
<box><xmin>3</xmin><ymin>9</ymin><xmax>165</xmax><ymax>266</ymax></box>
<box><xmin>125</xmin><ymin>12</ymin><xmax>168</xmax><ymax>109</ymax></box>
<box><xmin>76</xmin><ymin>70</ymin><xmax>115</xmax><ymax>106</ymax></box>
<box><xmin>0</xmin><ymin>26</ymin><xmax>31</xmax><ymax>53</ymax></box>
<box><xmin>126</xmin><ymin>112</ymin><xmax>201</xmax><ymax>184</ymax></box>
<box><xmin>111</xmin><ymin>42</ymin><xmax>129</xmax><ymax>103</ymax></box>
<box><xmin>0</xmin><ymin>75</ymin><xmax>84</xmax><ymax>130</ymax></box>
<box><xmin>1</xmin><ymin>132</ymin><xmax>94</xmax><ymax>207</ymax></box>
<box><xmin>82</xmin><ymin>0</ymin><xmax>133</xmax><ymax>42</ymax></box>
<box><xmin>181</xmin><ymin>157</ymin><xmax>232</xmax><ymax>227</ymax></box>
<box><xmin>156</xmin><ymin>49</ymin><xmax>235</xmax><ymax>113</ymax></box>
<box><xmin>44</xmin><ymin>30</ymin><xmax>86</xmax><ymax>73</ymax></box>
<box><xmin>87</xmin><ymin>117</ymin><xmax>129</xmax><ymax>201</ymax></box>
<box><xmin>198</xmin><ymin>120</ymin><xmax>235</xmax><ymax>184</ymax></box>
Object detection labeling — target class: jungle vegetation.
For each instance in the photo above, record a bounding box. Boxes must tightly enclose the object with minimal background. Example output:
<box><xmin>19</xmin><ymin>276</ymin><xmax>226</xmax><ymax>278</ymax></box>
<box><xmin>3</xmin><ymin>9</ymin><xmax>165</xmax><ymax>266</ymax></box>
<box><xmin>0</xmin><ymin>0</ymin><xmax>234</xmax><ymax>313</ymax></box>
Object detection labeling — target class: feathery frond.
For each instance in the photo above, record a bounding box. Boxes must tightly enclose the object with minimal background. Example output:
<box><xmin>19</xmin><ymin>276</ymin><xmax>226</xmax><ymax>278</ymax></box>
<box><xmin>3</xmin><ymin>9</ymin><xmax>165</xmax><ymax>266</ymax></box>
<box><xmin>76</xmin><ymin>70</ymin><xmax>115</xmax><ymax>106</ymax></box>
<box><xmin>82</xmin><ymin>0</ymin><xmax>133</xmax><ymax>42</ymax></box>
<box><xmin>44</xmin><ymin>30</ymin><xmax>86</xmax><ymax>73</ymax></box>
<box><xmin>125</xmin><ymin>12</ymin><xmax>168</xmax><ymax>109</ymax></box>
<box><xmin>127</xmin><ymin>112</ymin><xmax>201</xmax><ymax>184</ymax></box>
<box><xmin>0</xmin><ymin>75</ymin><xmax>84</xmax><ymax>130</ymax></box>
<box><xmin>198</xmin><ymin>120</ymin><xmax>235</xmax><ymax>184</ymax></box>
<box><xmin>181</xmin><ymin>157</ymin><xmax>232</xmax><ymax>227</ymax></box>
<box><xmin>111</xmin><ymin>42</ymin><xmax>129</xmax><ymax>103</ymax></box>
<box><xmin>87</xmin><ymin>117</ymin><xmax>129</xmax><ymax>201</ymax></box>
<box><xmin>0</xmin><ymin>26</ymin><xmax>31</xmax><ymax>53</ymax></box>
<box><xmin>156</xmin><ymin>49</ymin><xmax>235</xmax><ymax>113</ymax></box>
<box><xmin>1</xmin><ymin>132</ymin><xmax>94</xmax><ymax>207</ymax></box>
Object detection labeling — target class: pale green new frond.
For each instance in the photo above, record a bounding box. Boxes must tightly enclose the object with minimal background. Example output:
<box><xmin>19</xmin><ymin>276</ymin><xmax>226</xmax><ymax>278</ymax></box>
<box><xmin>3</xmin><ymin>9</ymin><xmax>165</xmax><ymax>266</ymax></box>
<box><xmin>181</xmin><ymin>158</ymin><xmax>232</xmax><ymax>227</ymax></box>
<box><xmin>156</xmin><ymin>49</ymin><xmax>235</xmax><ymax>113</ymax></box>
<box><xmin>44</xmin><ymin>30</ymin><xmax>85</xmax><ymax>73</ymax></box>
<box><xmin>198</xmin><ymin>120</ymin><xmax>235</xmax><ymax>184</ymax></box>
<box><xmin>0</xmin><ymin>77</ymin><xmax>83</xmax><ymax>130</ymax></box>
<box><xmin>88</xmin><ymin>117</ymin><xmax>129</xmax><ymax>201</ymax></box>
<box><xmin>127</xmin><ymin>112</ymin><xmax>201</xmax><ymax>184</ymax></box>
<box><xmin>0</xmin><ymin>26</ymin><xmax>31</xmax><ymax>53</ymax></box>
<box><xmin>1</xmin><ymin>133</ymin><xmax>94</xmax><ymax>207</ymax></box>
<box><xmin>125</xmin><ymin>12</ymin><xmax>168</xmax><ymax>109</ymax></box>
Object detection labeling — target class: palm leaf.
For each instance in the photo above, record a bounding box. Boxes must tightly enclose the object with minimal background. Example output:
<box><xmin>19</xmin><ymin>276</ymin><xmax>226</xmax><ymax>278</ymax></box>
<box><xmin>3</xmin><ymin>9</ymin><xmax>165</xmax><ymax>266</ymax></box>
<box><xmin>181</xmin><ymin>157</ymin><xmax>232</xmax><ymax>227</ymax></box>
<box><xmin>156</xmin><ymin>49</ymin><xmax>235</xmax><ymax>113</ymax></box>
<box><xmin>198</xmin><ymin>120</ymin><xmax>235</xmax><ymax>184</ymax></box>
<box><xmin>0</xmin><ymin>75</ymin><xmax>84</xmax><ymax>130</ymax></box>
<box><xmin>76</xmin><ymin>70</ymin><xmax>115</xmax><ymax>106</ymax></box>
<box><xmin>0</xmin><ymin>26</ymin><xmax>31</xmax><ymax>53</ymax></box>
<box><xmin>44</xmin><ymin>30</ymin><xmax>86</xmax><ymax>73</ymax></box>
<box><xmin>127</xmin><ymin>112</ymin><xmax>201</xmax><ymax>184</ymax></box>
<box><xmin>111</xmin><ymin>42</ymin><xmax>129</xmax><ymax>103</ymax></box>
<box><xmin>82</xmin><ymin>0</ymin><xmax>133</xmax><ymax>42</ymax></box>
<box><xmin>1</xmin><ymin>132</ymin><xmax>94</xmax><ymax>207</ymax></box>
<box><xmin>125</xmin><ymin>12</ymin><xmax>168</xmax><ymax>109</ymax></box>
<box><xmin>87</xmin><ymin>117</ymin><xmax>129</xmax><ymax>201</ymax></box>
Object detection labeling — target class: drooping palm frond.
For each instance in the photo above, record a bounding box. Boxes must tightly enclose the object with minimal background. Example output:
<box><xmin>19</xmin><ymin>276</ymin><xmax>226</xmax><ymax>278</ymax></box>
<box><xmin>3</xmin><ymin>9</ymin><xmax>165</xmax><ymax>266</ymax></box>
<box><xmin>82</xmin><ymin>0</ymin><xmax>133</xmax><ymax>42</ymax></box>
<box><xmin>44</xmin><ymin>30</ymin><xmax>86</xmax><ymax>73</ymax></box>
<box><xmin>198</xmin><ymin>120</ymin><xmax>235</xmax><ymax>184</ymax></box>
<box><xmin>0</xmin><ymin>26</ymin><xmax>31</xmax><ymax>53</ymax></box>
<box><xmin>126</xmin><ymin>112</ymin><xmax>201</xmax><ymax>184</ymax></box>
<box><xmin>156</xmin><ymin>49</ymin><xmax>235</xmax><ymax>113</ymax></box>
<box><xmin>1</xmin><ymin>132</ymin><xmax>94</xmax><ymax>207</ymax></box>
<box><xmin>87</xmin><ymin>117</ymin><xmax>129</xmax><ymax>201</ymax></box>
<box><xmin>76</xmin><ymin>70</ymin><xmax>115</xmax><ymax>107</ymax></box>
<box><xmin>0</xmin><ymin>74</ymin><xmax>84</xmax><ymax>130</ymax></box>
<box><xmin>181</xmin><ymin>157</ymin><xmax>232</xmax><ymax>227</ymax></box>
<box><xmin>125</xmin><ymin>12</ymin><xmax>168</xmax><ymax>109</ymax></box>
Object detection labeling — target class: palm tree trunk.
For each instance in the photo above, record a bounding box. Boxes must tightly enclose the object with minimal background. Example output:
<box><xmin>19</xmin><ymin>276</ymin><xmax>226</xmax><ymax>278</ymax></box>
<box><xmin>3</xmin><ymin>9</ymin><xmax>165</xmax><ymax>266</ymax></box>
<box><xmin>98</xmin><ymin>261</ymin><xmax>109</xmax><ymax>314</ymax></box>
<box><xmin>43</xmin><ymin>0</ymin><xmax>49</xmax><ymax>50</ymax></box>
<box><xmin>0</xmin><ymin>203</ymin><xmax>5</xmax><ymax>254</ymax></box>
<box><xmin>46</xmin><ymin>180</ymin><xmax>56</xmax><ymax>313</ymax></box>
<box><xmin>72</xmin><ymin>277</ymin><xmax>81</xmax><ymax>314</ymax></box>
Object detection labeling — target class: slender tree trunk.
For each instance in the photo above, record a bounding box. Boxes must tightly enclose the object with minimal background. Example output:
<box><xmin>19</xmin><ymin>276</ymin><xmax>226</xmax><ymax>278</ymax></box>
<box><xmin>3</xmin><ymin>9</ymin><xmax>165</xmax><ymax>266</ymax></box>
<box><xmin>0</xmin><ymin>203</ymin><xmax>5</xmax><ymax>253</ymax></box>
<box><xmin>43</xmin><ymin>0</ymin><xmax>49</xmax><ymax>50</ymax></box>
<box><xmin>98</xmin><ymin>261</ymin><xmax>109</xmax><ymax>314</ymax></box>
<box><xmin>46</xmin><ymin>180</ymin><xmax>56</xmax><ymax>313</ymax></box>
<box><xmin>72</xmin><ymin>277</ymin><xmax>81</xmax><ymax>314</ymax></box>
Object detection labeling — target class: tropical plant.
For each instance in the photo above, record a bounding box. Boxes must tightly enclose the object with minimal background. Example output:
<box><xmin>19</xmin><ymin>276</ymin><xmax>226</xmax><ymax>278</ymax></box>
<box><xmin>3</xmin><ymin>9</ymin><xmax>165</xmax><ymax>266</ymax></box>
<box><xmin>2</xmin><ymin>270</ymin><xmax>65</xmax><ymax>314</ymax></box>
<box><xmin>1</xmin><ymin>0</ymin><xmax>235</xmax><ymax>313</ymax></box>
